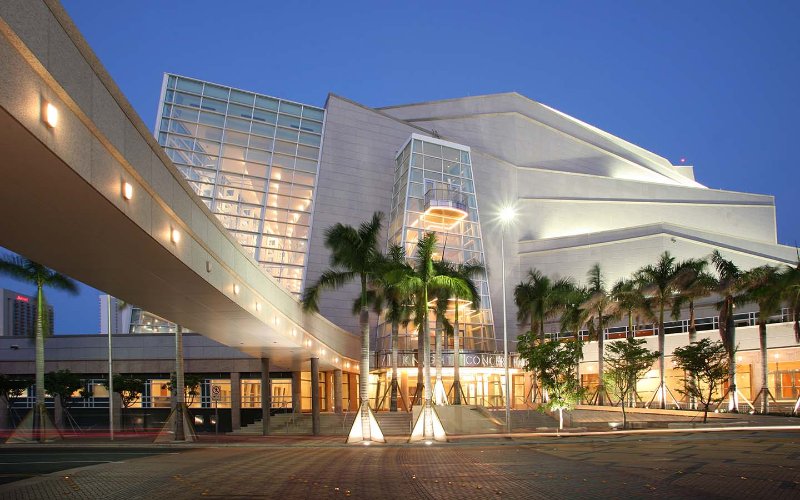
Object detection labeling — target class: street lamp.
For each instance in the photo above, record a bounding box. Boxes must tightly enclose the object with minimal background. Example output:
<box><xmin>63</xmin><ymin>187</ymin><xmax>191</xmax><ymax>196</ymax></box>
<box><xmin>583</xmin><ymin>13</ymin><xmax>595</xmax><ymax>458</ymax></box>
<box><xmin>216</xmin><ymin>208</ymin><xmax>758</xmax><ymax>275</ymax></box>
<box><xmin>499</xmin><ymin>204</ymin><xmax>516</xmax><ymax>433</ymax></box>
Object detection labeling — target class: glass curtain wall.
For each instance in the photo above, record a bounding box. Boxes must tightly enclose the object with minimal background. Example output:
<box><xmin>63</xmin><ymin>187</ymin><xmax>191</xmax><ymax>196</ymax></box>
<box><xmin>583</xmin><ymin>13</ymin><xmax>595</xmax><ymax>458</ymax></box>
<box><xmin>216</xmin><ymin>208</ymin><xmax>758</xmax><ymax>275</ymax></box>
<box><xmin>155</xmin><ymin>74</ymin><xmax>324</xmax><ymax>296</ymax></box>
<box><xmin>379</xmin><ymin>134</ymin><xmax>495</xmax><ymax>354</ymax></box>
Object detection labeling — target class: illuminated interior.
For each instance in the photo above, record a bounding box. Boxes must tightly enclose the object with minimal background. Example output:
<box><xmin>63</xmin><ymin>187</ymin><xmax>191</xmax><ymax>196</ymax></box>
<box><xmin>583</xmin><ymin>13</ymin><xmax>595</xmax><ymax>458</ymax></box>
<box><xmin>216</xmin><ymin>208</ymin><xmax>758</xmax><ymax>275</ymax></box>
<box><xmin>379</xmin><ymin>134</ymin><xmax>496</xmax><ymax>357</ymax></box>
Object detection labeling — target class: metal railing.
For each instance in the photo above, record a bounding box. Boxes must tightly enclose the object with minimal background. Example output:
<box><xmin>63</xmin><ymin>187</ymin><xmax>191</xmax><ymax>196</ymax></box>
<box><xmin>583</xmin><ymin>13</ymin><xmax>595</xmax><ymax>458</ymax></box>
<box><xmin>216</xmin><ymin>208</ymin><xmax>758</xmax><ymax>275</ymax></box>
<box><xmin>544</xmin><ymin>307</ymin><xmax>793</xmax><ymax>342</ymax></box>
<box><xmin>424</xmin><ymin>188</ymin><xmax>468</xmax><ymax>213</ymax></box>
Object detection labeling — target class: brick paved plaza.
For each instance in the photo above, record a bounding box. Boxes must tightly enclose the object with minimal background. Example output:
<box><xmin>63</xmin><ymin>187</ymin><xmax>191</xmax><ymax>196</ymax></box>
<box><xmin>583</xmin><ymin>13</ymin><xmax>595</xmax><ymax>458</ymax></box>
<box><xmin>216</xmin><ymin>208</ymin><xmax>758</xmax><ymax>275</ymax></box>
<box><xmin>0</xmin><ymin>430</ymin><xmax>799</xmax><ymax>499</ymax></box>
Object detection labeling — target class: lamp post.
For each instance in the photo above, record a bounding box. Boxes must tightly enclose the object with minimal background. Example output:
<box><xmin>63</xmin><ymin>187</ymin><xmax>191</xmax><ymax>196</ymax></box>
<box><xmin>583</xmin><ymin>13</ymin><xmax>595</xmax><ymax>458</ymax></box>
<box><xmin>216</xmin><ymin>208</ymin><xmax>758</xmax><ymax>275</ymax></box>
<box><xmin>499</xmin><ymin>205</ymin><xmax>516</xmax><ymax>434</ymax></box>
<box><xmin>106</xmin><ymin>296</ymin><xmax>114</xmax><ymax>441</ymax></box>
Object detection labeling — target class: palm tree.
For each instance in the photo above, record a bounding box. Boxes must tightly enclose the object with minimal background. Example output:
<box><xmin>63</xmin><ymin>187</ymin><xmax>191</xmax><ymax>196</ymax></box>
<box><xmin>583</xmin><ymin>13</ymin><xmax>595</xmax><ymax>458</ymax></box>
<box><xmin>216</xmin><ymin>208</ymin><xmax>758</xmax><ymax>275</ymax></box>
<box><xmin>581</xmin><ymin>264</ymin><xmax>617</xmax><ymax>405</ymax></box>
<box><xmin>710</xmin><ymin>250</ymin><xmax>745</xmax><ymax>412</ymax></box>
<box><xmin>672</xmin><ymin>259</ymin><xmax>715</xmax><ymax>344</ymax></box>
<box><xmin>393</xmin><ymin>232</ymin><xmax>468</xmax><ymax>440</ymax></box>
<box><xmin>0</xmin><ymin>254</ymin><xmax>77</xmax><ymax>441</ymax></box>
<box><xmin>302</xmin><ymin>212</ymin><xmax>384</xmax><ymax>442</ymax></box>
<box><xmin>515</xmin><ymin>270</ymin><xmax>575</xmax><ymax>342</ymax></box>
<box><xmin>740</xmin><ymin>265</ymin><xmax>783</xmax><ymax>413</ymax></box>
<box><xmin>559</xmin><ymin>283</ymin><xmax>591</xmax><ymax>398</ymax></box>
<box><xmin>634</xmin><ymin>252</ymin><xmax>686</xmax><ymax>409</ymax></box>
<box><xmin>435</xmin><ymin>260</ymin><xmax>483</xmax><ymax>405</ymax></box>
<box><xmin>514</xmin><ymin>270</ymin><xmax>573</xmax><ymax>401</ymax></box>
<box><xmin>671</xmin><ymin>258</ymin><xmax>714</xmax><ymax>409</ymax></box>
<box><xmin>610</xmin><ymin>278</ymin><xmax>646</xmax><ymax>339</ymax></box>
<box><xmin>378</xmin><ymin>245</ymin><xmax>413</xmax><ymax>412</ymax></box>
<box><xmin>779</xmin><ymin>260</ymin><xmax>800</xmax><ymax>342</ymax></box>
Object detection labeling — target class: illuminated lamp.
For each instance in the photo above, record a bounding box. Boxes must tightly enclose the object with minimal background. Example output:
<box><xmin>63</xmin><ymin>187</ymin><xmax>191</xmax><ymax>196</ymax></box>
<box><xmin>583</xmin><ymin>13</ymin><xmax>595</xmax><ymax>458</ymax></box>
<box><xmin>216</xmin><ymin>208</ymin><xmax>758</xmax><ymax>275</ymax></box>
<box><xmin>43</xmin><ymin>102</ymin><xmax>58</xmax><ymax>127</ymax></box>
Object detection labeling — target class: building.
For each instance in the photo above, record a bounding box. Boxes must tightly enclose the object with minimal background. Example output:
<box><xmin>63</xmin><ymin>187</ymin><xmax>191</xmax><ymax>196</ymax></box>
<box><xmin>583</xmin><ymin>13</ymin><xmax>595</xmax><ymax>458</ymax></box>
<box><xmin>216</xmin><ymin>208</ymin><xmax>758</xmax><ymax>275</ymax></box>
<box><xmin>149</xmin><ymin>74</ymin><xmax>798</xmax><ymax>408</ymax></box>
<box><xmin>0</xmin><ymin>288</ymin><xmax>54</xmax><ymax>337</ymax></box>
<box><xmin>0</xmin><ymin>1</ymin><xmax>798</xmax><ymax>432</ymax></box>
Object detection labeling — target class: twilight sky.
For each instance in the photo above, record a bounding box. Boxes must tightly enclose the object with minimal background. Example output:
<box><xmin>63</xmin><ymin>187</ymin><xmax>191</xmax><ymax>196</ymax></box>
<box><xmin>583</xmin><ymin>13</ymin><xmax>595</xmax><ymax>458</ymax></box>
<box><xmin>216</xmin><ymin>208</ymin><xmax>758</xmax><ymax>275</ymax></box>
<box><xmin>2</xmin><ymin>0</ymin><xmax>798</xmax><ymax>333</ymax></box>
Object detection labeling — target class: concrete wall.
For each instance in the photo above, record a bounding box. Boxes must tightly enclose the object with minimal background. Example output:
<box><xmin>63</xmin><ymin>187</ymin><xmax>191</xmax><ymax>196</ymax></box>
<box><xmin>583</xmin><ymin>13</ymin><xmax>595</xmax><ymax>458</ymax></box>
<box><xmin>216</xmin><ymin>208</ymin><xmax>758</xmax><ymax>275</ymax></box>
<box><xmin>307</xmin><ymin>95</ymin><xmax>423</xmax><ymax>334</ymax></box>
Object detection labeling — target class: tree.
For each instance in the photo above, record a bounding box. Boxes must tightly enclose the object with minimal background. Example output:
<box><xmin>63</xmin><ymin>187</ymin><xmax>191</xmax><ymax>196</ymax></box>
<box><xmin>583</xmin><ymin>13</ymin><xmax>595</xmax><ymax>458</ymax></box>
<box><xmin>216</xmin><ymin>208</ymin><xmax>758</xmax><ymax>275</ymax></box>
<box><xmin>671</xmin><ymin>258</ymin><xmax>715</xmax><ymax>409</ymax></box>
<box><xmin>603</xmin><ymin>338</ymin><xmax>660</xmax><ymax>428</ymax></box>
<box><xmin>517</xmin><ymin>335</ymin><xmax>584</xmax><ymax>430</ymax></box>
<box><xmin>672</xmin><ymin>339</ymin><xmax>729</xmax><ymax>423</ymax></box>
<box><xmin>163</xmin><ymin>374</ymin><xmax>202</xmax><ymax>406</ymax></box>
<box><xmin>302</xmin><ymin>212</ymin><xmax>385</xmax><ymax>442</ymax></box>
<box><xmin>559</xmin><ymin>284</ymin><xmax>591</xmax><ymax>396</ymax></box>
<box><xmin>634</xmin><ymin>252</ymin><xmax>686</xmax><ymax>409</ymax></box>
<box><xmin>672</xmin><ymin>258</ymin><xmax>715</xmax><ymax>344</ymax></box>
<box><xmin>44</xmin><ymin>369</ymin><xmax>83</xmax><ymax>409</ymax></box>
<box><xmin>610</xmin><ymin>278</ymin><xmax>646</xmax><ymax>339</ymax></box>
<box><xmin>393</xmin><ymin>232</ymin><xmax>469</xmax><ymax>439</ymax></box>
<box><xmin>515</xmin><ymin>270</ymin><xmax>574</xmax><ymax>402</ymax></box>
<box><xmin>0</xmin><ymin>375</ymin><xmax>32</xmax><ymax>428</ymax></box>
<box><xmin>103</xmin><ymin>374</ymin><xmax>145</xmax><ymax>409</ymax></box>
<box><xmin>778</xmin><ymin>261</ymin><xmax>800</xmax><ymax>342</ymax></box>
<box><xmin>710</xmin><ymin>250</ymin><xmax>745</xmax><ymax>411</ymax></box>
<box><xmin>581</xmin><ymin>264</ymin><xmax>617</xmax><ymax>405</ymax></box>
<box><xmin>0</xmin><ymin>254</ymin><xmax>78</xmax><ymax>440</ymax></box>
<box><xmin>372</xmin><ymin>244</ymin><xmax>413</xmax><ymax>412</ymax></box>
<box><xmin>438</xmin><ymin>261</ymin><xmax>483</xmax><ymax>405</ymax></box>
<box><xmin>739</xmin><ymin>265</ymin><xmax>783</xmax><ymax>412</ymax></box>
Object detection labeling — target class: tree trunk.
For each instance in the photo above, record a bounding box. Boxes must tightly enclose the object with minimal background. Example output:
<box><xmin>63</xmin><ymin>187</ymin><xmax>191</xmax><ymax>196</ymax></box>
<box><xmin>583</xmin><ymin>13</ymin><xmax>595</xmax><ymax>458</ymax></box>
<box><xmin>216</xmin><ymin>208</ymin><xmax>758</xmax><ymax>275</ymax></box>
<box><xmin>434</xmin><ymin>313</ymin><xmax>443</xmax><ymax>402</ymax></box>
<box><xmin>621</xmin><ymin>398</ymin><xmax>627</xmax><ymax>429</ymax></box>
<box><xmin>627</xmin><ymin>312</ymin><xmax>633</xmax><ymax>339</ymax></box>
<box><xmin>596</xmin><ymin>315</ymin><xmax>605</xmax><ymax>406</ymax></box>
<box><xmin>688</xmin><ymin>300</ymin><xmax>697</xmax><ymax>409</ymax></box>
<box><xmin>658</xmin><ymin>306</ymin><xmax>666</xmax><ymax>409</ymax></box>
<box><xmin>558</xmin><ymin>408</ymin><xmax>563</xmax><ymax>430</ymax></box>
<box><xmin>175</xmin><ymin>325</ymin><xmax>185</xmax><ymax>441</ymax></box>
<box><xmin>423</xmin><ymin>288</ymin><xmax>433</xmax><ymax>439</ymax></box>
<box><xmin>727</xmin><ymin>304</ymin><xmax>738</xmax><ymax>412</ymax></box>
<box><xmin>359</xmin><ymin>306</ymin><xmax>371</xmax><ymax>439</ymax></box>
<box><xmin>390</xmin><ymin>320</ymin><xmax>399</xmax><ymax>412</ymax></box>
<box><xmin>453</xmin><ymin>299</ymin><xmax>461</xmax><ymax>405</ymax></box>
<box><xmin>35</xmin><ymin>283</ymin><xmax>46</xmax><ymax>442</ymax></box>
<box><xmin>759</xmin><ymin>320</ymin><xmax>768</xmax><ymax>414</ymax></box>
<box><xmin>415</xmin><ymin>323</ymin><xmax>424</xmax><ymax>406</ymax></box>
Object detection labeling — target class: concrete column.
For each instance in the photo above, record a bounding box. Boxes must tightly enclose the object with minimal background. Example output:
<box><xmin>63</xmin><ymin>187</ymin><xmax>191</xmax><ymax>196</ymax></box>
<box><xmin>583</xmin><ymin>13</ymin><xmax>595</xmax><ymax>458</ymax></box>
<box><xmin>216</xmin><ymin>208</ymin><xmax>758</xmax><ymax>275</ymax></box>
<box><xmin>311</xmin><ymin>358</ymin><xmax>320</xmax><ymax>436</ymax></box>
<box><xmin>334</xmin><ymin>369</ymin><xmax>343</xmax><ymax>414</ymax></box>
<box><xmin>230</xmin><ymin>372</ymin><xmax>241</xmax><ymax>430</ymax></box>
<box><xmin>348</xmin><ymin>372</ymin><xmax>359</xmax><ymax>411</ymax></box>
<box><xmin>291</xmin><ymin>371</ymin><xmax>302</xmax><ymax>414</ymax></box>
<box><xmin>260</xmin><ymin>358</ymin><xmax>270</xmax><ymax>436</ymax></box>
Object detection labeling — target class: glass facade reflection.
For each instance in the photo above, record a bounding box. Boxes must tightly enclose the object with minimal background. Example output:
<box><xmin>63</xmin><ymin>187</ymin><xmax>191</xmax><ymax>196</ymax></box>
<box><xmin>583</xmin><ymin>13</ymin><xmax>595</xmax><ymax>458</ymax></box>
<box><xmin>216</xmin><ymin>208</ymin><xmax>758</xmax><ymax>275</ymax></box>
<box><xmin>379</xmin><ymin>134</ymin><xmax>495</xmax><ymax>352</ymax></box>
<box><xmin>155</xmin><ymin>74</ymin><xmax>324</xmax><ymax>296</ymax></box>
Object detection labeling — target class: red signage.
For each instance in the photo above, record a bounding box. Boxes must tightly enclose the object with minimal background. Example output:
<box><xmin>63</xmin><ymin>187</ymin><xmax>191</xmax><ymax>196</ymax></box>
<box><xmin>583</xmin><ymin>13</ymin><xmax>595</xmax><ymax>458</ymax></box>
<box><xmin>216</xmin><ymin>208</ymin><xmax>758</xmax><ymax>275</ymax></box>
<box><xmin>15</xmin><ymin>295</ymin><xmax>29</xmax><ymax>303</ymax></box>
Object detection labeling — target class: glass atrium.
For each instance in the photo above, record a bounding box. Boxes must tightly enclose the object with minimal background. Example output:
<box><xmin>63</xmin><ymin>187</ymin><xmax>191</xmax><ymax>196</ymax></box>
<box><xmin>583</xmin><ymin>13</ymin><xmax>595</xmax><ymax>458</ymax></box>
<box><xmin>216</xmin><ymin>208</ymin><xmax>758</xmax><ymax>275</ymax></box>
<box><xmin>379</xmin><ymin>134</ymin><xmax>496</xmax><ymax>353</ymax></box>
<box><xmin>155</xmin><ymin>74</ymin><xmax>324</xmax><ymax>296</ymax></box>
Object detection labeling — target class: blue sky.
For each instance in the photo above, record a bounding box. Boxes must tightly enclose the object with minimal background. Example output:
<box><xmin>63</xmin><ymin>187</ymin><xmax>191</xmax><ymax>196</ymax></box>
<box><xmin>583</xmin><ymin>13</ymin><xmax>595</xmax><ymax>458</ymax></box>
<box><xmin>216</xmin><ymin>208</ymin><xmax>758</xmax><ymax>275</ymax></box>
<box><xmin>2</xmin><ymin>0</ymin><xmax>798</xmax><ymax>333</ymax></box>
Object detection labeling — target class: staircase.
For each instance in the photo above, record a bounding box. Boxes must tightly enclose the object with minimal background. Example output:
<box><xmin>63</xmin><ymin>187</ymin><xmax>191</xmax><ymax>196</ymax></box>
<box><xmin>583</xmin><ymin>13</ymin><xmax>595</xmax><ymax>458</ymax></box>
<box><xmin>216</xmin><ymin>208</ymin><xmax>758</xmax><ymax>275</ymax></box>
<box><xmin>230</xmin><ymin>411</ymin><xmax>413</xmax><ymax>436</ymax></box>
<box><xmin>375</xmin><ymin>412</ymin><xmax>412</xmax><ymax>436</ymax></box>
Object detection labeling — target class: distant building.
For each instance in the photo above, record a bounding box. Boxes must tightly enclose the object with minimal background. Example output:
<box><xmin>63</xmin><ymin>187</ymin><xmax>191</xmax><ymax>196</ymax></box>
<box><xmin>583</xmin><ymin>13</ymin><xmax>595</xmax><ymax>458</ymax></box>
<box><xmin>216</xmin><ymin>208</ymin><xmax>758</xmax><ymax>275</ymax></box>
<box><xmin>98</xmin><ymin>295</ymin><xmax>133</xmax><ymax>334</ymax></box>
<box><xmin>0</xmin><ymin>288</ymin><xmax>54</xmax><ymax>337</ymax></box>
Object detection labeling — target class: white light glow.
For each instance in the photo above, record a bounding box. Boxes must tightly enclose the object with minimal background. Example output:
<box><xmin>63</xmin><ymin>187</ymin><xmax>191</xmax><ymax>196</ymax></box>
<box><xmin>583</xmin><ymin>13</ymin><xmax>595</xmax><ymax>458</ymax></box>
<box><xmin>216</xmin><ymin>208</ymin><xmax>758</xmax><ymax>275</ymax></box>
<box><xmin>44</xmin><ymin>102</ymin><xmax>58</xmax><ymax>127</ymax></box>
<box><xmin>170</xmin><ymin>228</ymin><xmax>180</xmax><ymax>243</ymax></box>
<box><xmin>499</xmin><ymin>205</ymin><xmax>516</xmax><ymax>223</ymax></box>
<box><xmin>255</xmin><ymin>302</ymin><xmax>262</xmax><ymax>312</ymax></box>
<box><xmin>122</xmin><ymin>182</ymin><xmax>133</xmax><ymax>200</ymax></box>
<box><xmin>233</xmin><ymin>284</ymin><xmax>240</xmax><ymax>295</ymax></box>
